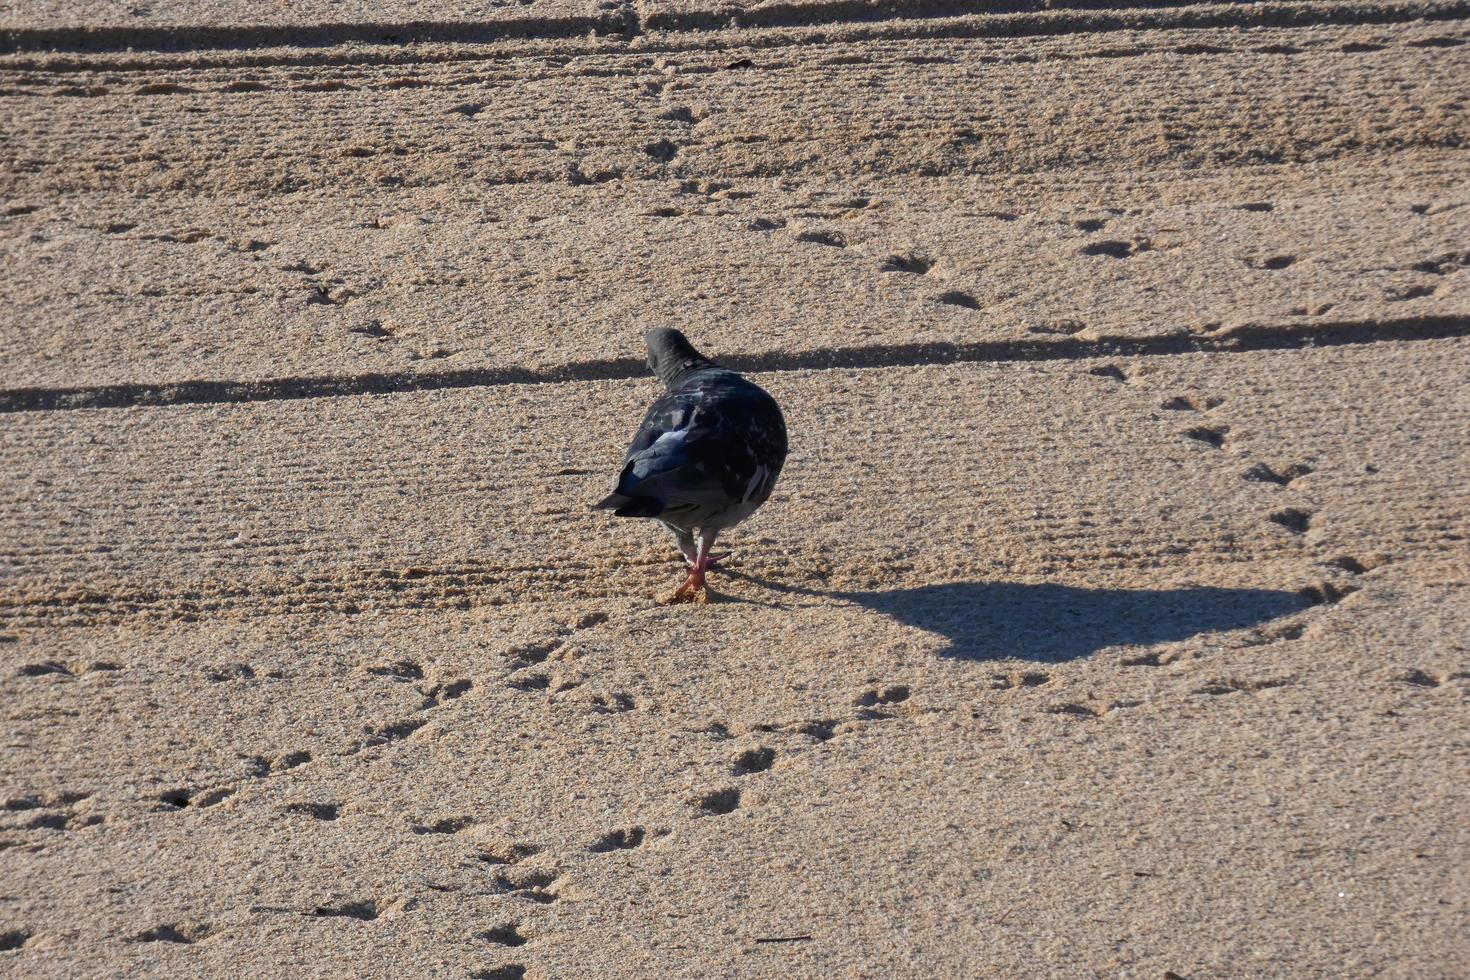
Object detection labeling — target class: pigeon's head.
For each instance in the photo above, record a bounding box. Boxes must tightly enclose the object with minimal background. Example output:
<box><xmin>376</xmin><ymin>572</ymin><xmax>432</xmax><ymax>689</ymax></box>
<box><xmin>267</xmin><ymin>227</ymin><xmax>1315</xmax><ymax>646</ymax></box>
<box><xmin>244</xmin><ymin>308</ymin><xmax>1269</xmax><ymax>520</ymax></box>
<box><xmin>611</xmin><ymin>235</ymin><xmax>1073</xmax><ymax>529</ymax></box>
<box><xmin>644</xmin><ymin>328</ymin><xmax>715</xmax><ymax>389</ymax></box>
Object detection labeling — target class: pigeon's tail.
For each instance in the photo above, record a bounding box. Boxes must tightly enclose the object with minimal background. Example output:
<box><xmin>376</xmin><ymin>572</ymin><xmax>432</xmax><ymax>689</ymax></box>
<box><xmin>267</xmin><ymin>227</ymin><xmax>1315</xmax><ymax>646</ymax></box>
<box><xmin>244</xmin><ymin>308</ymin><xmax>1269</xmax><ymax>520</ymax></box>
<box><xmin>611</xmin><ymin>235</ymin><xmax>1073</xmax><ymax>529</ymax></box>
<box><xmin>592</xmin><ymin>492</ymin><xmax>624</xmax><ymax>511</ymax></box>
<box><xmin>593</xmin><ymin>492</ymin><xmax>664</xmax><ymax>518</ymax></box>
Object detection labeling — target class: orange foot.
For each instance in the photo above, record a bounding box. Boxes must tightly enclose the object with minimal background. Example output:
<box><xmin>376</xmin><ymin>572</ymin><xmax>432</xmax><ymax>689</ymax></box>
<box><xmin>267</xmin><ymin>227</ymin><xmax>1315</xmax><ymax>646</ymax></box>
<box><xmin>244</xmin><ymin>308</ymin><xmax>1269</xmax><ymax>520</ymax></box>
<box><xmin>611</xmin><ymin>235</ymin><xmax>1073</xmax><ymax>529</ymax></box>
<box><xmin>665</xmin><ymin>568</ymin><xmax>709</xmax><ymax>604</ymax></box>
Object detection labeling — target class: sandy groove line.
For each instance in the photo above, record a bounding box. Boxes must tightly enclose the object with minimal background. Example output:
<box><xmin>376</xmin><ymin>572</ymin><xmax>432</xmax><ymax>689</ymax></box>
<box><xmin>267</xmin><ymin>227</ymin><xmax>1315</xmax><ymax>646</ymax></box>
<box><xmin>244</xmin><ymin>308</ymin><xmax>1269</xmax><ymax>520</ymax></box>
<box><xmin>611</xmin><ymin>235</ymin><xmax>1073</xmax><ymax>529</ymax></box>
<box><xmin>0</xmin><ymin>546</ymin><xmax>1316</xmax><ymax>627</ymax></box>
<box><xmin>5</xmin><ymin>24</ymin><xmax>1466</xmax><ymax>95</ymax></box>
<box><xmin>2</xmin><ymin>29</ymin><xmax>1458</xmax><ymax>91</ymax></box>
<box><xmin>636</xmin><ymin>0</ymin><xmax>1470</xmax><ymax>33</ymax></box>
<box><xmin>2</xmin><ymin>315</ymin><xmax>1466</xmax><ymax>414</ymax></box>
<box><xmin>1</xmin><ymin>0</ymin><xmax>1467</xmax><ymax>60</ymax></box>
<box><xmin>0</xmin><ymin>11</ymin><xmax>636</xmax><ymax>56</ymax></box>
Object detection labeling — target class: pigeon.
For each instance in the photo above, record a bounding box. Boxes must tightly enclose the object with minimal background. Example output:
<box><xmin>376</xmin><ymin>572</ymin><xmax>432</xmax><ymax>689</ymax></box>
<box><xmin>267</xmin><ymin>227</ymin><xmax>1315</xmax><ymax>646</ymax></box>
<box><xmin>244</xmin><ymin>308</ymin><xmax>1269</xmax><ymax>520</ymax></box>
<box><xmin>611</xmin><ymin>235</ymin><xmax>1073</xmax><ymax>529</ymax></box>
<box><xmin>595</xmin><ymin>328</ymin><xmax>788</xmax><ymax>602</ymax></box>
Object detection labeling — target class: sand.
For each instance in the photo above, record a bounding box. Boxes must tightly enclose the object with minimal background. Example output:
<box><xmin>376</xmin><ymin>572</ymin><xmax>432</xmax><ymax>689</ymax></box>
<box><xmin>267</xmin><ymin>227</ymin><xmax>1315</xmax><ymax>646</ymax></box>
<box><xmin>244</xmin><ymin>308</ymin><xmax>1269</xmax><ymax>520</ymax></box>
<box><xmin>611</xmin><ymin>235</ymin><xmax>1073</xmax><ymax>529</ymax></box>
<box><xmin>2</xmin><ymin>0</ymin><xmax>1468</xmax><ymax>976</ymax></box>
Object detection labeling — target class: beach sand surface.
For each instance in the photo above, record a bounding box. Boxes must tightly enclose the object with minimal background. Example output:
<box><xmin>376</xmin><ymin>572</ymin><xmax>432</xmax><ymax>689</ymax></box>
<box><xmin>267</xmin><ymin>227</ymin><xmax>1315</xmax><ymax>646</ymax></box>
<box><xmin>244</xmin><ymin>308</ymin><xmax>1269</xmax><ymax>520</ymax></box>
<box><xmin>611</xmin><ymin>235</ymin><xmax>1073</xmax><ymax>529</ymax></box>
<box><xmin>2</xmin><ymin>1</ymin><xmax>1468</xmax><ymax>976</ymax></box>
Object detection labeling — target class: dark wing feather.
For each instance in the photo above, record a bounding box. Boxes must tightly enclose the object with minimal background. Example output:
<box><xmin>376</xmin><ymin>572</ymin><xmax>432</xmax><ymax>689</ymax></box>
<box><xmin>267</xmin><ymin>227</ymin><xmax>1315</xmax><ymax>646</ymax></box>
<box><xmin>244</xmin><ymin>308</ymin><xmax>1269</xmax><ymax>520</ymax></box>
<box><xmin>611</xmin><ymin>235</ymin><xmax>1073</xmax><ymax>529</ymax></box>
<box><xmin>610</xmin><ymin>392</ymin><xmax>726</xmax><ymax>506</ymax></box>
<box><xmin>598</xmin><ymin>369</ymin><xmax>787</xmax><ymax>526</ymax></box>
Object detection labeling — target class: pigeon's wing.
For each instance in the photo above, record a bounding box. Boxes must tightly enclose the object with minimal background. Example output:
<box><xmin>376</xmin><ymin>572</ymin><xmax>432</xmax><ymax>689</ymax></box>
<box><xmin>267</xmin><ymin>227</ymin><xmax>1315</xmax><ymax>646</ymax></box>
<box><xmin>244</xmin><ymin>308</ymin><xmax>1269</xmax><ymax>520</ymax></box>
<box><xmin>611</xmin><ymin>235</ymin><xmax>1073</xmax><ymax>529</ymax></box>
<box><xmin>594</xmin><ymin>389</ymin><xmax>722</xmax><ymax>517</ymax></box>
<box><xmin>612</xmin><ymin>394</ymin><xmax>733</xmax><ymax>508</ymax></box>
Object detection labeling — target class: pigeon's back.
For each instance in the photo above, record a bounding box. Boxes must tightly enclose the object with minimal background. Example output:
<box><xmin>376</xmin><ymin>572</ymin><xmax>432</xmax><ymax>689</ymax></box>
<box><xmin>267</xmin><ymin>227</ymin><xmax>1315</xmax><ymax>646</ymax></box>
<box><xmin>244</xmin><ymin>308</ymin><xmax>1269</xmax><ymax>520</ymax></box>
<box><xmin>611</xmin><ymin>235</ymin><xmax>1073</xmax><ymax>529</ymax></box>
<box><xmin>599</xmin><ymin>364</ymin><xmax>787</xmax><ymax>533</ymax></box>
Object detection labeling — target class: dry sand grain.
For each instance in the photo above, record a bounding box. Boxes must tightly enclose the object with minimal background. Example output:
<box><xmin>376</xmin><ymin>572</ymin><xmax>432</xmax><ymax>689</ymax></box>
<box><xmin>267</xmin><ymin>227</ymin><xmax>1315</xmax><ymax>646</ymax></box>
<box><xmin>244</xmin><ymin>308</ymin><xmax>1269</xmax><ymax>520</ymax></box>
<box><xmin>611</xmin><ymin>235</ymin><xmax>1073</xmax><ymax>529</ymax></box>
<box><xmin>2</xmin><ymin>0</ymin><xmax>1468</xmax><ymax>976</ymax></box>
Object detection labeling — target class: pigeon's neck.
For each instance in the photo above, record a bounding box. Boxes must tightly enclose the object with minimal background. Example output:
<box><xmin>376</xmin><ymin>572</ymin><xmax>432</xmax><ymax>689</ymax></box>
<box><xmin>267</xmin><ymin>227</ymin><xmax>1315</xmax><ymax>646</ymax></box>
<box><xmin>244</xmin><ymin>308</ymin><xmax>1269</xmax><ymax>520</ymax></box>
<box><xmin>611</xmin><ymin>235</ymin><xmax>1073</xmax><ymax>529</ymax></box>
<box><xmin>657</xmin><ymin>357</ymin><xmax>718</xmax><ymax>391</ymax></box>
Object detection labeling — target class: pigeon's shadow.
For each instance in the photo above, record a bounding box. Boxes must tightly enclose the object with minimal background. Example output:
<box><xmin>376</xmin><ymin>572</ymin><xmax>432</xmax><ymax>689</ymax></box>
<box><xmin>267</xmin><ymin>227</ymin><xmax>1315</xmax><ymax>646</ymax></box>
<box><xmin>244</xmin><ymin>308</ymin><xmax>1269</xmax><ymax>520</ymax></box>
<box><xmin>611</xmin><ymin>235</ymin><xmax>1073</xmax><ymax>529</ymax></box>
<box><xmin>840</xmin><ymin>581</ymin><xmax>1308</xmax><ymax>661</ymax></box>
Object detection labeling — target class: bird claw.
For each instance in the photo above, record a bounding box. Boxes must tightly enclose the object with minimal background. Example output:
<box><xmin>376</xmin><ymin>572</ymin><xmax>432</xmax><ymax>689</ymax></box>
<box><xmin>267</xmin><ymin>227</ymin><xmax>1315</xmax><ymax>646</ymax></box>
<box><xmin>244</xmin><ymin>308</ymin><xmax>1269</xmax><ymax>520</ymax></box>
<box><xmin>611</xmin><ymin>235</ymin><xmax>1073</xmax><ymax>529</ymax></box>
<box><xmin>665</xmin><ymin>578</ymin><xmax>709</xmax><ymax>605</ymax></box>
<box><xmin>664</xmin><ymin>567</ymin><xmax>711</xmax><ymax>604</ymax></box>
<box><xmin>670</xmin><ymin>534</ymin><xmax>727</xmax><ymax>601</ymax></box>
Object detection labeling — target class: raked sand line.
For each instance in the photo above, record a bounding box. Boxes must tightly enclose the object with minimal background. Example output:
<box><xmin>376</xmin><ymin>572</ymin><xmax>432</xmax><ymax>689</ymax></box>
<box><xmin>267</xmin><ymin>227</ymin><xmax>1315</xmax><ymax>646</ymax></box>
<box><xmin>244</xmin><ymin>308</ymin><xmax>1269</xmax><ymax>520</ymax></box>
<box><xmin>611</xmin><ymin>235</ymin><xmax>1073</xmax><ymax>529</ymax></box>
<box><xmin>3</xmin><ymin>0</ymin><xmax>1469</xmax><ymax>57</ymax></box>
<box><xmin>2</xmin><ymin>314</ymin><xmax>1467</xmax><ymax>413</ymax></box>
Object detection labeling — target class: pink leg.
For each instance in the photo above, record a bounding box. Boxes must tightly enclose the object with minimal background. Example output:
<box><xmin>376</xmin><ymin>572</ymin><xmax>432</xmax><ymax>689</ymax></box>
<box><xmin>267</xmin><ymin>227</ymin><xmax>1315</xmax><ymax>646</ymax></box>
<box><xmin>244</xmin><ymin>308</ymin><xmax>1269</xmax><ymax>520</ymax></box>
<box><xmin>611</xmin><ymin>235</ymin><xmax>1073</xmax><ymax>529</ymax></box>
<box><xmin>669</xmin><ymin>530</ymin><xmax>721</xmax><ymax>603</ymax></box>
<box><xmin>687</xmin><ymin>552</ymin><xmax>730</xmax><ymax>569</ymax></box>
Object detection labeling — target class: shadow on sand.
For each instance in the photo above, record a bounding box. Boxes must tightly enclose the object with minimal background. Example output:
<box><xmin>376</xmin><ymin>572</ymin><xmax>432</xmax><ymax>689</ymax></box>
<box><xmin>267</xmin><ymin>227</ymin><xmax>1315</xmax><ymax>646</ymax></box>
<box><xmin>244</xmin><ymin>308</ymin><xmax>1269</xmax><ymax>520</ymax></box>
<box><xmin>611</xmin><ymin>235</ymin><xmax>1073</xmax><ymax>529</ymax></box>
<box><xmin>837</xmin><ymin>581</ymin><xmax>1309</xmax><ymax>661</ymax></box>
<box><xmin>726</xmin><ymin>573</ymin><xmax>1310</xmax><ymax>662</ymax></box>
